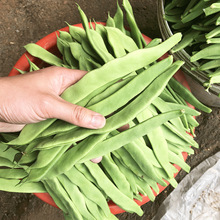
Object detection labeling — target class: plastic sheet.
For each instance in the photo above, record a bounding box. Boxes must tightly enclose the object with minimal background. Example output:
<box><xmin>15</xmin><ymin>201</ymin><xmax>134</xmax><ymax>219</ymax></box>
<box><xmin>153</xmin><ymin>152</ymin><xmax>220</xmax><ymax>220</ymax></box>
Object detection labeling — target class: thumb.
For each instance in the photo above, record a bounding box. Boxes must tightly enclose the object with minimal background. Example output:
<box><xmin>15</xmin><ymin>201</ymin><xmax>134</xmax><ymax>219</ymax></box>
<box><xmin>45</xmin><ymin>95</ymin><xmax>106</xmax><ymax>129</ymax></box>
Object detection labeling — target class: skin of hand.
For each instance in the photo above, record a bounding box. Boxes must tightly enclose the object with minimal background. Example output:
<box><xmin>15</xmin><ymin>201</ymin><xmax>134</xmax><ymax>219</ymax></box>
<box><xmin>0</xmin><ymin>66</ymin><xmax>106</xmax><ymax>163</ymax></box>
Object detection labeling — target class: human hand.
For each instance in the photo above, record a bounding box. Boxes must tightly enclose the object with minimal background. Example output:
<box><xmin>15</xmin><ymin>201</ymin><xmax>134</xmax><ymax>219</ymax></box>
<box><xmin>0</xmin><ymin>66</ymin><xmax>106</xmax><ymax>133</ymax></box>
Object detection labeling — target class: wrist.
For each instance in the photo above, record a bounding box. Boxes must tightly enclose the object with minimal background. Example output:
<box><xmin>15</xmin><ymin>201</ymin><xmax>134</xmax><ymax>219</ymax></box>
<box><xmin>0</xmin><ymin>77</ymin><xmax>8</xmax><ymax>123</ymax></box>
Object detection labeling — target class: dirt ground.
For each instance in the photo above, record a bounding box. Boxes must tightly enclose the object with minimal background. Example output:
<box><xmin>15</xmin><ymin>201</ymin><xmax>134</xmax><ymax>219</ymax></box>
<box><xmin>0</xmin><ymin>0</ymin><xmax>219</xmax><ymax>219</ymax></box>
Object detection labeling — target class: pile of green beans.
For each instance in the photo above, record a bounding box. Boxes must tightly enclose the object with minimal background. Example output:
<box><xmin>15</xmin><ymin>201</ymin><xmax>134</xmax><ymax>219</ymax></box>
<box><xmin>164</xmin><ymin>0</ymin><xmax>220</xmax><ymax>92</ymax></box>
<box><xmin>0</xmin><ymin>0</ymin><xmax>212</xmax><ymax>219</ymax></box>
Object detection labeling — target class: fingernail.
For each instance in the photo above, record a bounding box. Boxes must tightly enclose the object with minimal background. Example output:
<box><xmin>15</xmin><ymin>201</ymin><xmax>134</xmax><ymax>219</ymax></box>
<box><xmin>91</xmin><ymin>115</ymin><xmax>106</xmax><ymax>128</ymax></box>
<box><xmin>90</xmin><ymin>156</ymin><xmax>103</xmax><ymax>163</ymax></box>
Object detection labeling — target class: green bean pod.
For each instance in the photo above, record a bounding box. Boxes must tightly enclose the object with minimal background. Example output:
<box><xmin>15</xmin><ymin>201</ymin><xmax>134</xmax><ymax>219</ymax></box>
<box><xmin>0</xmin><ymin>168</ymin><xmax>27</xmax><ymax>179</ymax></box>
<box><xmin>132</xmin><ymin>175</ymin><xmax>155</xmax><ymax>201</ymax></box>
<box><xmin>23</xmin><ymin>144</ymin><xmax>71</xmax><ymax>183</ymax></box>
<box><xmin>57</xmin><ymin>175</ymin><xmax>96</xmax><ymax>220</ymax></box>
<box><xmin>199</xmin><ymin>59</ymin><xmax>220</xmax><ymax>70</ymax></box>
<box><xmin>25</xmin><ymin>55</ymin><xmax>40</xmax><ymax>72</ymax></box>
<box><xmin>67</xmin><ymin>23</ymin><xmax>86</xmax><ymax>43</ymax></box>
<box><xmin>116</xmin><ymin>146</ymin><xmax>166</xmax><ymax>187</ymax></box>
<box><xmin>155</xmin><ymin>167</ymin><xmax>178</xmax><ymax>188</ymax></box>
<box><xmin>113</xmin><ymin>156</ymin><xmax>139</xmax><ymax>195</ymax></box>
<box><xmin>0</xmin><ymin>178</ymin><xmax>46</xmax><ymax>193</ymax></box>
<box><xmin>168</xmin><ymin>78</ymin><xmax>212</xmax><ymax>113</ymax></box>
<box><xmin>105</xmin><ymin>27</ymin><xmax>138</xmax><ymax>56</ymax></box>
<box><xmin>0</xmin><ymin>143</ymin><xmax>19</xmax><ymax>161</ymax></box>
<box><xmin>204</xmin><ymin>3</ymin><xmax>220</xmax><ymax>16</ymax></box>
<box><xmin>101</xmin><ymin>153</ymin><xmax>133</xmax><ymax>199</ymax></box>
<box><xmin>106</xmin><ymin>12</ymin><xmax>115</xmax><ymax>27</ymax></box>
<box><xmin>24</xmin><ymin>43</ymin><xmax>63</xmax><ymax>66</ymax></box>
<box><xmin>43</xmin><ymin>178</ymin><xmax>82</xmax><ymax>219</ymax></box>
<box><xmin>78</xmin><ymin>5</ymin><xmax>114</xmax><ymax>63</ymax></box>
<box><xmin>168</xmin><ymin>150</ymin><xmax>191</xmax><ymax>173</ymax></box>
<box><xmin>43</xmin><ymin>109</ymin><xmax>183</xmax><ymax>180</ymax></box>
<box><xmin>124</xmin><ymin>138</ymin><xmax>162</xmax><ymax>169</ymax></box>
<box><xmin>0</xmin><ymin>157</ymin><xmax>17</xmax><ymax>167</ymax></box>
<box><xmin>171</xmin><ymin>30</ymin><xmax>200</xmax><ymax>53</ymax></box>
<box><xmin>64</xmin><ymin>166</ymin><xmax>111</xmax><ymax>218</ymax></box>
<box><xmin>206</xmin><ymin>26</ymin><xmax>220</xmax><ymax>39</ymax></box>
<box><xmin>83</xmin><ymin>196</ymin><xmax>110</xmax><ymax>220</ymax></box>
<box><xmin>122</xmin><ymin>0</ymin><xmax>147</xmax><ymax>48</ymax></box>
<box><xmin>113</xmin><ymin>0</ymin><xmax>127</xmax><ymax>34</ymax></box>
<box><xmin>84</xmin><ymin>161</ymin><xmax>143</xmax><ymax>216</ymax></box>
<box><xmin>75</xmin><ymin>163</ymin><xmax>98</xmax><ymax>186</ymax></box>
<box><xmin>136</xmin><ymin>108</ymin><xmax>175</xmax><ymax>178</ymax></box>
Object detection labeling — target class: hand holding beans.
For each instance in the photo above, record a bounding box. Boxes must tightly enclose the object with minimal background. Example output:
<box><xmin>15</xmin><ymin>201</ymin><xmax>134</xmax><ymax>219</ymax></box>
<box><xmin>0</xmin><ymin>66</ymin><xmax>106</xmax><ymax>132</ymax></box>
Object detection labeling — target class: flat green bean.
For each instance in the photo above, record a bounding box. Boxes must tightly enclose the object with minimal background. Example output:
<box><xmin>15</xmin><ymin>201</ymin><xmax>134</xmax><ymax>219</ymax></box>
<box><xmin>0</xmin><ymin>168</ymin><xmax>27</xmax><ymax>179</ymax></box>
<box><xmin>204</xmin><ymin>3</ymin><xmax>220</xmax><ymax>16</ymax></box>
<box><xmin>0</xmin><ymin>143</ymin><xmax>19</xmax><ymax>161</ymax></box>
<box><xmin>191</xmin><ymin>44</ymin><xmax>220</xmax><ymax>62</ymax></box>
<box><xmin>83</xmin><ymin>197</ymin><xmax>106</xmax><ymax>220</ymax></box>
<box><xmin>115</xmin><ymin>146</ymin><xmax>166</xmax><ymax>187</ymax></box>
<box><xmin>106</xmin><ymin>13</ymin><xmax>115</xmax><ymax>27</ymax></box>
<box><xmin>58</xmin><ymin>174</ymin><xmax>96</xmax><ymax>220</ymax></box>
<box><xmin>182</xmin><ymin>0</ymin><xmax>198</xmax><ymax>17</ymax></box>
<box><xmin>0</xmin><ymin>178</ymin><xmax>46</xmax><ymax>193</ymax></box>
<box><xmin>133</xmin><ymin>175</ymin><xmax>155</xmax><ymax>201</ymax></box>
<box><xmin>124</xmin><ymin>138</ymin><xmax>162</xmax><ymax>168</ymax></box>
<box><xmin>101</xmin><ymin>153</ymin><xmax>133</xmax><ymax>198</ymax></box>
<box><xmin>169</xmin><ymin>77</ymin><xmax>212</xmax><ymax>113</ymax></box>
<box><xmin>67</xmin><ymin>23</ymin><xmax>86</xmax><ymax>43</ymax></box>
<box><xmin>84</xmin><ymin>161</ymin><xmax>143</xmax><ymax>216</ymax></box>
<box><xmin>155</xmin><ymin>167</ymin><xmax>178</xmax><ymax>188</ymax></box>
<box><xmin>43</xmin><ymin>178</ymin><xmax>82</xmax><ymax>219</ymax></box>
<box><xmin>207</xmin><ymin>38</ymin><xmax>220</xmax><ymax>44</ymax></box>
<box><xmin>105</xmin><ymin>27</ymin><xmax>138</xmax><ymax>53</ymax></box>
<box><xmin>136</xmin><ymin>108</ymin><xmax>175</xmax><ymax>178</ymax></box>
<box><xmin>24</xmin><ymin>144</ymin><xmax>71</xmax><ymax>183</ymax></box>
<box><xmin>65</xmin><ymin>166</ymin><xmax>110</xmax><ymax>218</ymax></box>
<box><xmin>78</xmin><ymin>6</ymin><xmax>114</xmax><ymax>63</ymax></box>
<box><xmin>24</xmin><ymin>43</ymin><xmax>63</xmax><ymax>66</ymax></box>
<box><xmin>113</xmin><ymin>156</ymin><xmax>138</xmax><ymax>195</ymax></box>
<box><xmin>113</xmin><ymin>1</ymin><xmax>127</xmax><ymax>34</ymax></box>
<box><xmin>168</xmin><ymin>150</ymin><xmax>190</xmax><ymax>172</ymax></box>
<box><xmin>206</xmin><ymin>26</ymin><xmax>220</xmax><ymax>39</ymax></box>
<box><xmin>25</xmin><ymin>55</ymin><xmax>40</xmax><ymax>72</ymax></box>
<box><xmin>87</xmin><ymin>76</ymin><xmax>134</xmax><ymax>106</ymax></box>
<box><xmin>171</xmin><ymin>30</ymin><xmax>200</xmax><ymax>53</ymax></box>
<box><xmin>123</xmin><ymin>0</ymin><xmax>147</xmax><ymax>48</ymax></box>
<box><xmin>18</xmin><ymin>151</ymin><xmax>38</xmax><ymax>165</ymax></box>
<box><xmin>152</xmin><ymin>98</ymin><xmax>185</xmax><ymax>130</ymax></box>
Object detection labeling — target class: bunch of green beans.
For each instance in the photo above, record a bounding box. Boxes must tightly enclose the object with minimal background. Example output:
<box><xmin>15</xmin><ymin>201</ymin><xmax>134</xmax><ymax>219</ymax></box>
<box><xmin>164</xmin><ymin>0</ymin><xmax>220</xmax><ymax>92</ymax></box>
<box><xmin>0</xmin><ymin>0</ymin><xmax>212</xmax><ymax>219</ymax></box>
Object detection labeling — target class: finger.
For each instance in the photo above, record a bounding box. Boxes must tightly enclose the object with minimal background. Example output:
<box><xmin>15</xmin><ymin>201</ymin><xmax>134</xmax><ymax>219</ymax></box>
<box><xmin>59</xmin><ymin>68</ymin><xmax>88</xmax><ymax>94</ymax></box>
<box><xmin>46</xmin><ymin>67</ymin><xmax>88</xmax><ymax>95</ymax></box>
<box><xmin>45</xmin><ymin>96</ymin><xmax>106</xmax><ymax>129</ymax></box>
<box><xmin>90</xmin><ymin>156</ymin><xmax>103</xmax><ymax>163</ymax></box>
<box><xmin>0</xmin><ymin>122</ymin><xmax>25</xmax><ymax>132</ymax></box>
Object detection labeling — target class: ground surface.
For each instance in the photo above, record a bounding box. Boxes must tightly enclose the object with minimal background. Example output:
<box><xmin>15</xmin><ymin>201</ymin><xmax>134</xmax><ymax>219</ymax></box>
<box><xmin>0</xmin><ymin>0</ymin><xmax>219</xmax><ymax>220</ymax></box>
